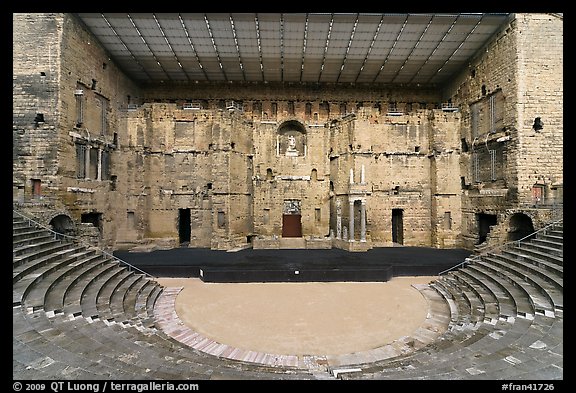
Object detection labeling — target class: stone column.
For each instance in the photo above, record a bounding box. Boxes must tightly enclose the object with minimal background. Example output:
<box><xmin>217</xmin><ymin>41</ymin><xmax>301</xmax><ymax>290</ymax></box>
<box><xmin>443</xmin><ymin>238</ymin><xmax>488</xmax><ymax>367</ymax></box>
<box><xmin>336</xmin><ymin>199</ymin><xmax>342</xmax><ymax>239</ymax></box>
<box><xmin>84</xmin><ymin>146</ymin><xmax>90</xmax><ymax>179</ymax></box>
<box><xmin>360</xmin><ymin>199</ymin><xmax>366</xmax><ymax>242</ymax></box>
<box><xmin>349</xmin><ymin>200</ymin><xmax>355</xmax><ymax>241</ymax></box>
<box><xmin>97</xmin><ymin>148</ymin><xmax>102</xmax><ymax>181</ymax></box>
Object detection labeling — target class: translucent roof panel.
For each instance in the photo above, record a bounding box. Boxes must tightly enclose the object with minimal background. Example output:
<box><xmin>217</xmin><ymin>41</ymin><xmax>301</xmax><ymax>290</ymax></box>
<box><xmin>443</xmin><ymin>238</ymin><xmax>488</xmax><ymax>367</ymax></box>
<box><xmin>75</xmin><ymin>12</ymin><xmax>510</xmax><ymax>86</ymax></box>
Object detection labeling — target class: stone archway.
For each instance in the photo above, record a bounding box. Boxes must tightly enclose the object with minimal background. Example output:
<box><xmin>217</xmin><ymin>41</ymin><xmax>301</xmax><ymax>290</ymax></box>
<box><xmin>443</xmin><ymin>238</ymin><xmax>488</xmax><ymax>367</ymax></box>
<box><xmin>508</xmin><ymin>213</ymin><xmax>535</xmax><ymax>241</ymax></box>
<box><xmin>49</xmin><ymin>214</ymin><xmax>76</xmax><ymax>237</ymax></box>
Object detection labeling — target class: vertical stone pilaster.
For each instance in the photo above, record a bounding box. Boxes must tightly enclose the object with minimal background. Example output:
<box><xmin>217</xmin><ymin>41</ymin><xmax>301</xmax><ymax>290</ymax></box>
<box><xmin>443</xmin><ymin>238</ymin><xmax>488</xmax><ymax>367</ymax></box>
<box><xmin>360</xmin><ymin>199</ymin><xmax>366</xmax><ymax>242</ymax></box>
<box><xmin>97</xmin><ymin>148</ymin><xmax>102</xmax><ymax>181</ymax></box>
<box><xmin>336</xmin><ymin>199</ymin><xmax>342</xmax><ymax>239</ymax></box>
<box><xmin>349</xmin><ymin>200</ymin><xmax>355</xmax><ymax>242</ymax></box>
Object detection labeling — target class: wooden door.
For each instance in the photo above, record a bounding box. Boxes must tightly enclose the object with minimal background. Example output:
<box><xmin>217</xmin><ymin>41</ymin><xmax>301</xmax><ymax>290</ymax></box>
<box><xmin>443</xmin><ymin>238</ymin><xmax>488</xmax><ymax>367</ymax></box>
<box><xmin>282</xmin><ymin>214</ymin><xmax>302</xmax><ymax>237</ymax></box>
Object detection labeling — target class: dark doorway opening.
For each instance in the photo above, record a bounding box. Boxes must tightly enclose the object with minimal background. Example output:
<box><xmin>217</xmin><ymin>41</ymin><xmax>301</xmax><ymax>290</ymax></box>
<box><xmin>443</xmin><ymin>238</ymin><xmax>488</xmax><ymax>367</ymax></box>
<box><xmin>477</xmin><ymin>213</ymin><xmax>497</xmax><ymax>244</ymax></box>
<box><xmin>282</xmin><ymin>215</ymin><xmax>302</xmax><ymax>237</ymax></box>
<box><xmin>179</xmin><ymin>208</ymin><xmax>191</xmax><ymax>246</ymax></box>
<box><xmin>49</xmin><ymin>214</ymin><xmax>75</xmax><ymax>237</ymax></box>
<box><xmin>81</xmin><ymin>212</ymin><xmax>102</xmax><ymax>236</ymax></box>
<box><xmin>31</xmin><ymin>179</ymin><xmax>41</xmax><ymax>199</ymax></box>
<box><xmin>508</xmin><ymin>213</ymin><xmax>535</xmax><ymax>242</ymax></box>
<box><xmin>392</xmin><ymin>209</ymin><xmax>404</xmax><ymax>245</ymax></box>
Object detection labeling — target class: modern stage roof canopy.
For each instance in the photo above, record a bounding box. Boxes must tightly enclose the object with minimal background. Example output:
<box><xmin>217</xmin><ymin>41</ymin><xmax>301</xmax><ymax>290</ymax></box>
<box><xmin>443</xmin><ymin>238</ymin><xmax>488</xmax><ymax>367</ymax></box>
<box><xmin>75</xmin><ymin>13</ymin><xmax>512</xmax><ymax>86</ymax></box>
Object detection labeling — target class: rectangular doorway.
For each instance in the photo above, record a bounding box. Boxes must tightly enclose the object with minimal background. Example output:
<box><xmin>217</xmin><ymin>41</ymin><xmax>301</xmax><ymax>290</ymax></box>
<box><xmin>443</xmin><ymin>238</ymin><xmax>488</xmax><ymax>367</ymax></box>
<box><xmin>31</xmin><ymin>179</ymin><xmax>41</xmax><ymax>199</ymax></box>
<box><xmin>282</xmin><ymin>199</ymin><xmax>302</xmax><ymax>237</ymax></box>
<box><xmin>81</xmin><ymin>212</ymin><xmax>102</xmax><ymax>237</ymax></box>
<box><xmin>477</xmin><ymin>213</ymin><xmax>497</xmax><ymax>244</ymax></box>
<box><xmin>282</xmin><ymin>214</ymin><xmax>302</xmax><ymax>237</ymax></box>
<box><xmin>392</xmin><ymin>208</ymin><xmax>404</xmax><ymax>245</ymax></box>
<box><xmin>179</xmin><ymin>208</ymin><xmax>191</xmax><ymax>245</ymax></box>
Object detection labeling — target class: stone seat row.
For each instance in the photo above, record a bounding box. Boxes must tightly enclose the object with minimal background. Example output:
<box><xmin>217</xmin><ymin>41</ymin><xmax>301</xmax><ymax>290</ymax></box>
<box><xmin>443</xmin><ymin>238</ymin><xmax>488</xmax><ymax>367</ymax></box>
<box><xmin>13</xmin><ymin>212</ymin><xmax>315</xmax><ymax>380</ymax></box>
<box><xmin>12</xmin><ymin>211</ymin><xmax>562</xmax><ymax>380</ymax></box>
<box><xmin>338</xmin><ymin>221</ymin><xmax>563</xmax><ymax>380</ymax></box>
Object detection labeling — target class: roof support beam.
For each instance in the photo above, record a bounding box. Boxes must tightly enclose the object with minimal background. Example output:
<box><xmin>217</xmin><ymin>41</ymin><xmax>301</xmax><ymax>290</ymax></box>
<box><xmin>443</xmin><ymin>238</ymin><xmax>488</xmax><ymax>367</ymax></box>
<box><xmin>204</xmin><ymin>14</ymin><xmax>227</xmax><ymax>81</ymax></box>
<box><xmin>336</xmin><ymin>14</ymin><xmax>359</xmax><ymax>83</ymax></box>
<box><xmin>178</xmin><ymin>14</ymin><xmax>209</xmax><ymax>81</ymax></box>
<box><xmin>280</xmin><ymin>13</ymin><xmax>285</xmax><ymax>82</ymax></box>
<box><xmin>408</xmin><ymin>16</ymin><xmax>457</xmax><ymax>84</ymax></box>
<box><xmin>354</xmin><ymin>15</ymin><xmax>384</xmax><ymax>83</ymax></box>
<box><xmin>317</xmin><ymin>13</ymin><xmax>334</xmax><ymax>83</ymax></box>
<box><xmin>229</xmin><ymin>14</ymin><xmax>246</xmax><ymax>81</ymax></box>
<box><xmin>371</xmin><ymin>14</ymin><xmax>409</xmax><ymax>83</ymax></box>
<box><xmin>425</xmin><ymin>15</ymin><xmax>484</xmax><ymax>84</ymax></box>
<box><xmin>390</xmin><ymin>15</ymin><xmax>433</xmax><ymax>84</ymax></box>
<box><xmin>127</xmin><ymin>13</ymin><xmax>170</xmax><ymax>81</ymax></box>
<box><xmin>300</xmin><ymin>14</ymin><xmax>309</xmax><ymax>82</ymax></box>
<box><xmin>100</xmin><ymin>13</ymin><xmax>153</xmax><ymax>82</ymax></box>
<box><xmin>254</xmin><ymin>14</ymin><xmax>265</xmax><ymax>82</ymax></box>
<box><xmin>153</xmin><ymin>14</ymin><xmax>190</xmax><ymax>81</ymax></box>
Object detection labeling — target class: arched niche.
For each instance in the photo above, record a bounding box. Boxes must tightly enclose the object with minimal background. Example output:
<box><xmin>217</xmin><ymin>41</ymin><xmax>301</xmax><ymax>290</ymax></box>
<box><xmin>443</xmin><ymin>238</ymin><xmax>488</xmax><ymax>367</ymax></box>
<box><xmin>277</xmin><ymin>120</ymin><xmax>306</xmax><ymax>157</ymax></box>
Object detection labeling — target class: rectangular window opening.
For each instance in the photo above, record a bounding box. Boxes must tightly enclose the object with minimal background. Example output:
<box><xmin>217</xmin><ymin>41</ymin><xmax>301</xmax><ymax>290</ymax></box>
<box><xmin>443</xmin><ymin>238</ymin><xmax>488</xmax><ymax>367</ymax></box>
<box><xmin>218</xmin><ymin>211</ymin><xmax>226</xmax><ymax>228</ymax></box>
<box><xmin>444</xmin><ymin>212</ymin><xmax>452</xmax><ymax>230</ymax></box>
<box><xmin>127</xmin><ymin>211</ymin><xmax>135</xmax><ymax>229</ymax></box>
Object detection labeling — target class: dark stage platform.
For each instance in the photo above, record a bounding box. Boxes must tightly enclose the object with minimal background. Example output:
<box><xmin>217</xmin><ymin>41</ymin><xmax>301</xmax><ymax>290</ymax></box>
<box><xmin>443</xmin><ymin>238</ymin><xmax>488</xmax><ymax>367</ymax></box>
<box><xmin>114</xmin><ymin>246</ymin><xmax>472</xmax><ymax>282</ymax></box>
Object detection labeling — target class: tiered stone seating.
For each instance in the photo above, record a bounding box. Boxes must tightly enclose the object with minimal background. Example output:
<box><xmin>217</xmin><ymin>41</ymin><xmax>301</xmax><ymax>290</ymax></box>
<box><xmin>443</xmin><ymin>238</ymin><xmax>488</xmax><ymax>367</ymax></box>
<box><xmin>336</xmin><ymin>220</ymin><xmax>563</xmax><ymax>380</ymax></box>
<box><xmin>12</xmin><ymin>211</ymin><xmax>315</xmax><ymax>380</ymax></box>
<box><xmin>12</xmin><ymin>210</ymin><xmax>562</xmax><ymax>380</ymax></box>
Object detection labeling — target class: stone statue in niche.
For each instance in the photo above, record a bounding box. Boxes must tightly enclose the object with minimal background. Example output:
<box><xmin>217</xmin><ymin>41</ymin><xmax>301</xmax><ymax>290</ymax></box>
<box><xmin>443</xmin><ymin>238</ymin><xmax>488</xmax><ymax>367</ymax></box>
<box><xmin>285</xmin><ymin>134</ymin><xmax>299</xmax><ymax>157</ymax></box>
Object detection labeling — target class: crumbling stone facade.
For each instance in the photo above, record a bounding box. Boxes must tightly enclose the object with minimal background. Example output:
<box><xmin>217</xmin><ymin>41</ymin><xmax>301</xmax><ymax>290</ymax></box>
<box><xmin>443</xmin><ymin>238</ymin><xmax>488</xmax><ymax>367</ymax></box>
<box><xmin>13</xmin><ymin>13</ymin><xmax>563</xmax><ymax>253</ymax></box>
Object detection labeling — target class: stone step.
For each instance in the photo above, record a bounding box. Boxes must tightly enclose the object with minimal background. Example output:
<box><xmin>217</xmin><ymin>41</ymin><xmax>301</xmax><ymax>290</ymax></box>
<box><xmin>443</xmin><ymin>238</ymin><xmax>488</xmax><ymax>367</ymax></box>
<box><xmin>21</xmin><ymin>250</ymin><xmax>105</xmax><ymax>310</ymax></box>
<box><xmin>468</xmin><ymin>263</ymin><xmax>534</xmax><ymax>317</ymax></box>
<box><xmin>62</xmin><ymin>262</ymin><xmax>123</xmax><ymax>317</ymax></box>
<box><xmin>479</xmin><ymin>256</ymin><xmax>558</xmax><ymax>315</ymax></box>
<box><xmin>43</xmin><ymin>254</ymin><xmax>109</xmax><ymax>314</ymax></box>
<box><xmin>13</xmin><ymin>241</ymin><xmax>77</xmax><ymax>269</ymax></box>
<box><xmin>79</xmin><ymin>265</ymin><xmax>126</xmax><ymax>320</ymax></box>
<box><xmin>451</xmin><ymin>270</ymin><xmax>501</xmax><ymax>320</ymax></box>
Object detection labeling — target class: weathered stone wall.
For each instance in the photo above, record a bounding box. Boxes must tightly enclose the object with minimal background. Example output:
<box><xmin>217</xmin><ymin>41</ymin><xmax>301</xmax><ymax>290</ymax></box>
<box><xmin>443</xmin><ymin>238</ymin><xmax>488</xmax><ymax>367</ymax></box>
<box><xmin>13</xmin><ymin>13</ymin><xmax>562</xmax><ymax>253</ymax></box>
<box><xmin>513</xmin><ymin>14</ymin><xmax>563</xmax><ymax>205</ymax></box>
<box><xmin>142</xmin><ymin>82</ymin><xmax>440</xmax><ymax>110</ymax></box>
<box><xmin>13</xmin><ymin>13</ymin><xmax>142</xmax><ymax>249</ymax></box>
<box><xmin>13</xmin><ymin>13</ymin><xmax>64</xmax><ymax>202</ymax></box>
<box><xmin>121</xmin><ymin>104</ymin><xmax>256</xmax><ymax>250</ymax></box>
<box><xmin>443</xmin><ymin>13</ymin><xmax>563</xmax><ymax>248</ymax></box>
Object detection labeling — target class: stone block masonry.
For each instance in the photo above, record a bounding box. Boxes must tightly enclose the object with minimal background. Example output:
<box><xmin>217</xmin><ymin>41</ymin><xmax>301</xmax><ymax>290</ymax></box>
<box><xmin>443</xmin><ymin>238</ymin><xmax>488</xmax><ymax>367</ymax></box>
<box><xmin>13</xmin><ymin>13</ymin><xmax>562</xmax><ymax>253</ymax></box>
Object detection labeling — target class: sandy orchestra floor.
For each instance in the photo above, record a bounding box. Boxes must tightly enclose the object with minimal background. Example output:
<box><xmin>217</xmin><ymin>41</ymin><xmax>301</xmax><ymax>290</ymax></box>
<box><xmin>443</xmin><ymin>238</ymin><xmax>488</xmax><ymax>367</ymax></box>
<box><xmin>156</xmin><ymin>276</ymin><xmax>438</xmax><ymax>356</ymax></box>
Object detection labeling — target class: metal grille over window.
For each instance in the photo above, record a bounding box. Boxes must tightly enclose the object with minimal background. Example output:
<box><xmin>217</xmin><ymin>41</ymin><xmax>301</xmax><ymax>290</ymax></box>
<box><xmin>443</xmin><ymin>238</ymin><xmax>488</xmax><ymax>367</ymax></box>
<box><xmin>490</xmin><ymin>149</ymin><xmax>496</xmax><ymax>181</ymax></box>
<box><xmin>76</xmin><ymin>144</ymin><xmax>86</xmax><ymax>179</ymax></box>
<box><xmin>473</xmin><ymin>152</ymin><xmax>480</xmax><ymax>182</ymax></box>
<box><xmin>75</xmin><ymin>91</ymin><xmax>84</xmax><ymax>126</ymax></box>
